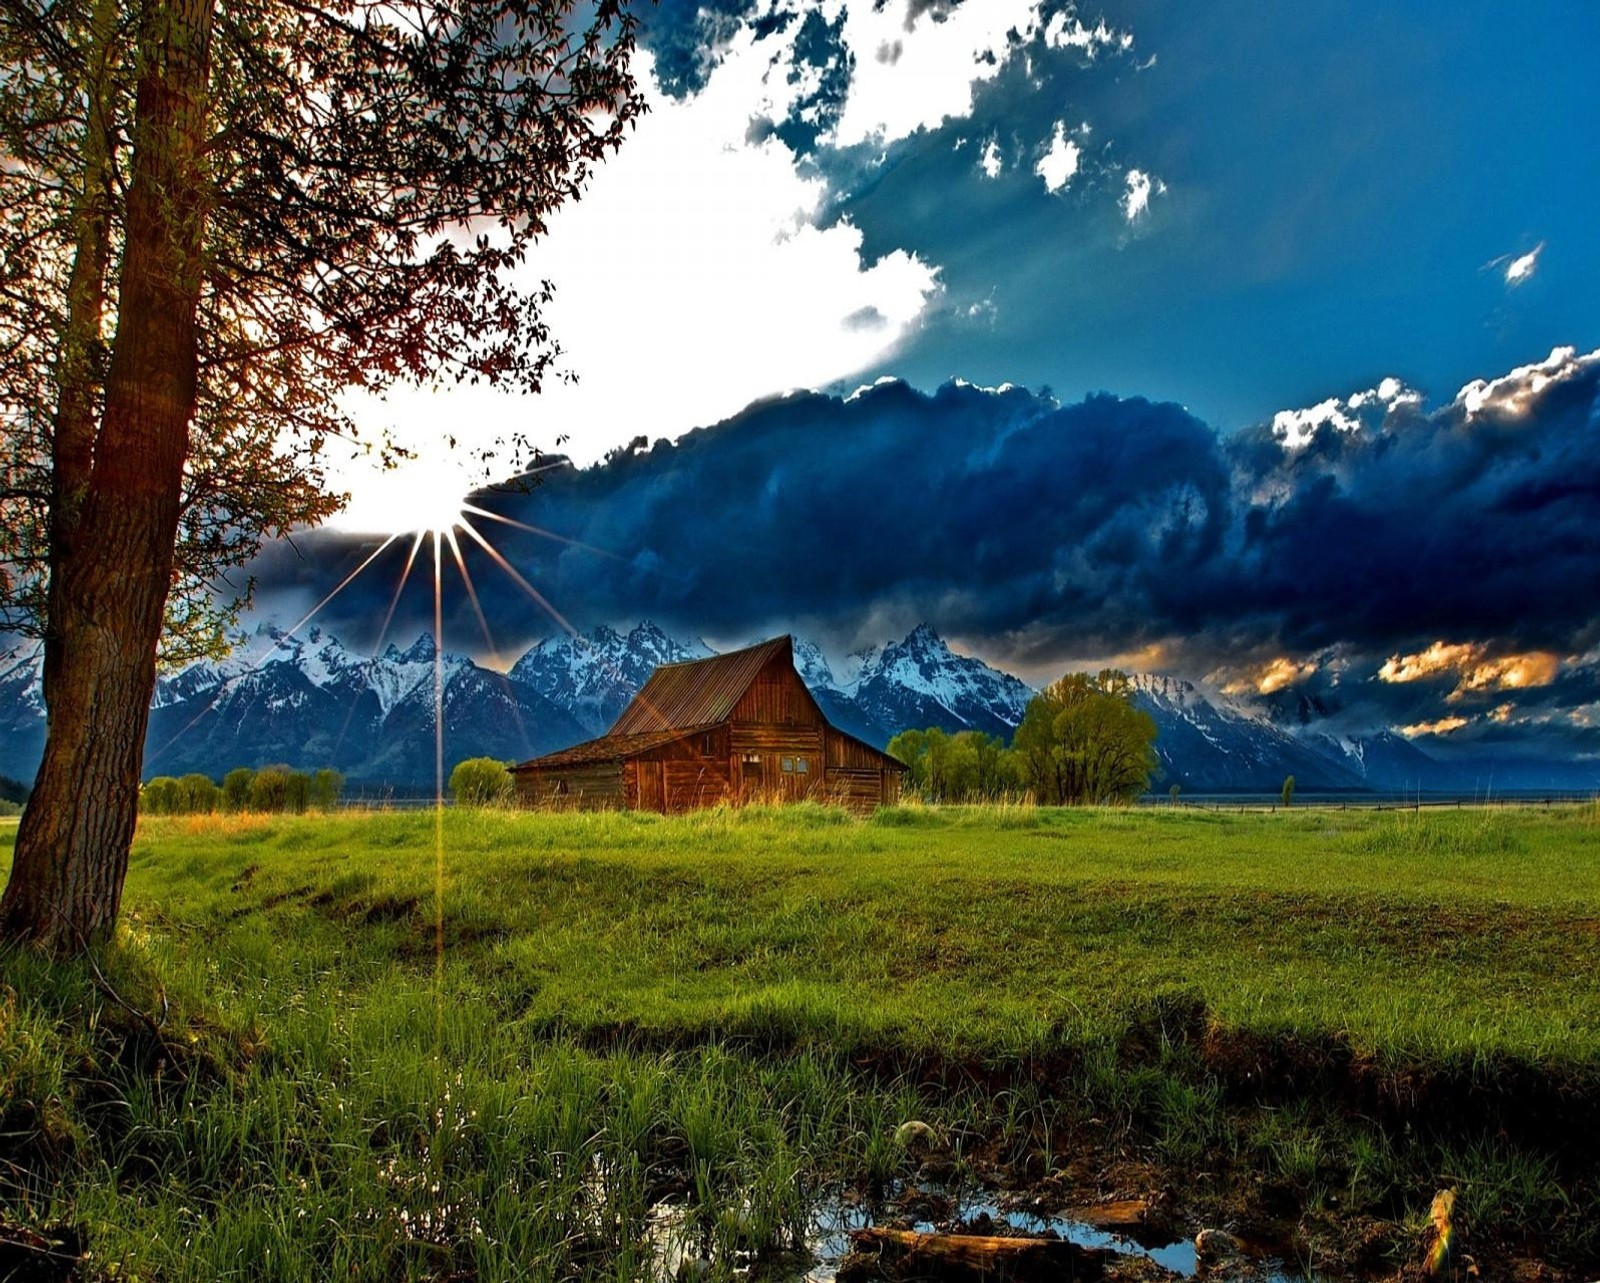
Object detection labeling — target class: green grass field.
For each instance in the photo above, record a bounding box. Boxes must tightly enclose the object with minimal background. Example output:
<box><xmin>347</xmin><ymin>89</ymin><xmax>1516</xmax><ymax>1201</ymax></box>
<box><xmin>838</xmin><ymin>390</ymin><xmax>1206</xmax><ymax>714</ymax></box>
<box><xmin>4</xmin><ymin>804</ymin><xmax>1599</xmax><ymax>1280</ymax></box>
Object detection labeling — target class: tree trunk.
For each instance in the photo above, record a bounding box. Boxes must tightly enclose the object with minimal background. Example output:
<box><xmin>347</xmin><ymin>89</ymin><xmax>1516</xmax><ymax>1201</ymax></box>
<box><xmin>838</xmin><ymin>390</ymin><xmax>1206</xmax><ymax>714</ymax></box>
<box><xmin>42</xmin><ymin>0</ymin><xmax>120</xmax><ymax>709</ymax></box>
<box><xmin>839</xmin><ymin>1228</ymin><xmax>1112</xmax><ymax>1283</ymax></box>
<box><xmin>1</xmin><ymin>0</ymin><xmax>215</xmax><ymax>954</ymax></box>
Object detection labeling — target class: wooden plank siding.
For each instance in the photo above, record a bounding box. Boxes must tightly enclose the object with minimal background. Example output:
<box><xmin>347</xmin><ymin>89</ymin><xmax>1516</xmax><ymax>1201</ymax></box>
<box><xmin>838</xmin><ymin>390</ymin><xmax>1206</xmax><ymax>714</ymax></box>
<box><xmin>514</xmin><ymin>762</ymin><xmax>626</xmax><ymax>809</ymax></box>
<box><xmin>512</xmin><ymin>636</ymin><xmax>906</xmax><ymax>815</ymax></box>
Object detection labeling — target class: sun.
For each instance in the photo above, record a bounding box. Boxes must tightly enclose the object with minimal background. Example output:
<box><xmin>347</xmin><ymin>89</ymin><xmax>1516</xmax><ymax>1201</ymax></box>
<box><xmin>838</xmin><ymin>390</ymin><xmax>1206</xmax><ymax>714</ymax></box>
<box><xmin>331</xmin><ymin>456</ymin><xmax>473</xmax><ymax>537</ymax></box>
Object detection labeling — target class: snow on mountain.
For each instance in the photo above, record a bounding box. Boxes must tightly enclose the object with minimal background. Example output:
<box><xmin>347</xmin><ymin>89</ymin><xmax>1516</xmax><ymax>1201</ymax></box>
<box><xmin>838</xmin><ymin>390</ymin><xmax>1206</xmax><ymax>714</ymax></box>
<box><xmin>790</xmin><ymin>637</ymin><xmax>837</xmax><ymax>691</ymax></box>
<box><xmin>844</xmin><ymin>623</ymin><xmax>1033</xmax><ymax>741</ymax></box>
<box><xmin>1128</xmin><ymin>674</ymin><xmax>1368</xmax><ymax>792</ymax></box>
<box><xmin>507</xmin><ymin>621</ymin><xmax>714</xmax><ymax>736</ymax></box>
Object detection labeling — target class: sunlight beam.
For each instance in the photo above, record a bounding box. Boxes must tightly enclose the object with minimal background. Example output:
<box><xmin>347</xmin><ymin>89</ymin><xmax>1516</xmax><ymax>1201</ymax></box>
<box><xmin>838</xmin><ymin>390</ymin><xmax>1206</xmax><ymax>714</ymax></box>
<box><xmin>461</xmin><ymin>503</ymin><xmax>628</xmax><ymax>563</ymax></box>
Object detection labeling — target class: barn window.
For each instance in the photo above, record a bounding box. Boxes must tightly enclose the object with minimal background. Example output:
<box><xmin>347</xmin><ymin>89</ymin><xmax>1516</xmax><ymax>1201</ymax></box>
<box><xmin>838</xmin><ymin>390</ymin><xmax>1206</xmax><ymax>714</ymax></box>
<box><xmin>742</xmin><ymin>753</ymin><xmax>760</xmax><ymax>766</ymax></box>
<box><xmin>701</xmin><ymin>733</ymin><xmax>714</xmax><ymax>755</ymax></box>
<box><xmin>781</xmin><ymin>757</ymin><xmax>794</xmax><ymax>773</ymax></box>
<box><xmin>797</xmin><ymin>757</ymin><xmax>809</xmax><ymax>773</ymax></box>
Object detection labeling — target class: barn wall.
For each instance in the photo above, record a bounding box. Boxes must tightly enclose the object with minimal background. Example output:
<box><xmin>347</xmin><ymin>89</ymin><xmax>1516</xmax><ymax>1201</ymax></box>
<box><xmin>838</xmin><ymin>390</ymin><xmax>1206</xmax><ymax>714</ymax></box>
<box><xmin>821</xmin><ymin>768</ymin><xmax>890</xmax><ymax>814</ymax></box>
<box><xmin>632</xmin><ymin>731</ymin><xmax>733</xmax><ymax>812</ymax></box>
<box><xmin>514</xmin><ymin>763</ymin><xmax>626</xmax><ymax>809</ymax></box>
<box><xmin>826</xmin><ymin>730</ymin><xmax>892</xmax><ymax>770</ymax></box>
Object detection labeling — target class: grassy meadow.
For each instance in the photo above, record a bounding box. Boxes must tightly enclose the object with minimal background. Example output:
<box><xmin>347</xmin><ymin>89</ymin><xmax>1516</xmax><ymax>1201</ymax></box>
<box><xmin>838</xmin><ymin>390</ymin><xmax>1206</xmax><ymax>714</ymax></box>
<box><xmin>4</xmin><ymin>803</ymin><xmax>1600</xmax><ymax>1280</ymax></box>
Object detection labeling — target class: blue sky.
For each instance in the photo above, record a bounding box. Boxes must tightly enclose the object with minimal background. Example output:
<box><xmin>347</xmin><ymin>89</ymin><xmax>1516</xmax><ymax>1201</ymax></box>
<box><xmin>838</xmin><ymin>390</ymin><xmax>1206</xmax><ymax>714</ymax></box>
<box><xmin>826</xmin><ymin>0</ymin><xmax>1600</xmax><ymax>429</ymax></box>
<box><xmin>253</xmin><ymin>1</ymin><xmax>1600</xmax><ymax>757</ymax></box>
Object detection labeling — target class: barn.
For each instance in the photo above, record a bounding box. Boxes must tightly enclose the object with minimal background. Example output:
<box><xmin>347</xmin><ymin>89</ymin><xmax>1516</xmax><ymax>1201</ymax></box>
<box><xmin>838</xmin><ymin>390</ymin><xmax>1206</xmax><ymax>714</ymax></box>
<box><xmin>511</xmin><ymin>636</ymin><xmax>905</xmax><ymax>814</ymax></box>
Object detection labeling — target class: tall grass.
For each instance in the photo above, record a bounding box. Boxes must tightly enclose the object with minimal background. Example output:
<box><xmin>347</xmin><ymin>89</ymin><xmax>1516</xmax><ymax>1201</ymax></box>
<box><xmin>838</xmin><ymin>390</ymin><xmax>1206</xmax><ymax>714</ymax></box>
<box><xmin>3</xmin><ymin>804</ymin><xmax>1599</xmax><ymax>1276</ymax></box>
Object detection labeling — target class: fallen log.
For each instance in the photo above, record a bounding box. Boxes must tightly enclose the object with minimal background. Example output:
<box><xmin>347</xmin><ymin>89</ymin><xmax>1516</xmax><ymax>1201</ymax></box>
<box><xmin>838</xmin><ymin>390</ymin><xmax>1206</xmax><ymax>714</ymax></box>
<box><xmin>839</xmin><ymin>1227</ymin><xmax>1114</xmax><ymax>1282</ymax></box>
<box><xmin>1068</xmin><ymin>1200</ymin><xmax>1150</xmax><ymax>1230</ymax></box>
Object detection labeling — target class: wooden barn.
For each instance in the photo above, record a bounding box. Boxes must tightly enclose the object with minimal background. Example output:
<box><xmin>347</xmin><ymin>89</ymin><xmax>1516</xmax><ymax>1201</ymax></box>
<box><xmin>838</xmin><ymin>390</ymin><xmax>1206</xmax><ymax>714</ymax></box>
<box><xmin>511</xmin><ymin>636</ymin><xmax>905</xmax><ymax>814</ymax></box>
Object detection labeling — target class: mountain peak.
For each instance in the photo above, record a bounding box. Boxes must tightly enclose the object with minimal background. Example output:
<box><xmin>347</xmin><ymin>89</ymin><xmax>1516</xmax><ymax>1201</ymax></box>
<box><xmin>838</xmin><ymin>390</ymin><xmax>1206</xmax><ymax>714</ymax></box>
<box><xmin>400</xmin><ymin>633</ymin><xmax>437</xmax><ymax>663</ymax></box>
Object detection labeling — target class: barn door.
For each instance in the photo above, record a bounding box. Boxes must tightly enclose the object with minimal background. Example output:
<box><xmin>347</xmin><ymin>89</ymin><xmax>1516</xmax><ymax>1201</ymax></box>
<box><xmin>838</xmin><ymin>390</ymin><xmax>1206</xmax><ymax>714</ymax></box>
<box><xmin>638</xmin><ymin>760</ymin><xmax>666</xmax><ymax>813</ymax></box>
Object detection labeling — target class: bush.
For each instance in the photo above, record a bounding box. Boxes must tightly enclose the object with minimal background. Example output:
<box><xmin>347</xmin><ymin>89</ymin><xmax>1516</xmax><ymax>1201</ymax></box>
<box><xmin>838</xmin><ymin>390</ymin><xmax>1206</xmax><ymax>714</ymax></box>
<box><xmin>141</xmin><ymin>776</ymin><xmax>181</xmax><ymax>814</ymax></box>
<box><xmin>449</xmin><ymin>757</ymin><xmax>514</xmax><ymax>807</ymax></box>
<box><xmin>177</xmin><ymin>773</ymin><xmax>220</xmax><ymax>814</ymax></box>
<box><xmin>248</xmin><ymin>766</ymin><xmax>311</xmax><ymax>814</ymax></box>
<box><xmin>221</xmin><ymin>767</ymin><xmax>255</xmax><ymax>811</ymax></box>
<box><xmin>309</xmin><ymin>768</ymin><xmax>345</xmax><ymax>811</ymax></box>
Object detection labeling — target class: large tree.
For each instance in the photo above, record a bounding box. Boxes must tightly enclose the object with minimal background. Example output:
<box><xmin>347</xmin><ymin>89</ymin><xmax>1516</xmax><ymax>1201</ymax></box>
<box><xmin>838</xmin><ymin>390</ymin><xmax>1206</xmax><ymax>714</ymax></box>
<box><xmin>0</xmin><ymin>0</ymin><xmax>642</xmax><ymax>952</ymax></box>
<box><xmin>1013</xmin><ymin>670</ymin><xmax>1158</xmax><ymax>805</ymax></box>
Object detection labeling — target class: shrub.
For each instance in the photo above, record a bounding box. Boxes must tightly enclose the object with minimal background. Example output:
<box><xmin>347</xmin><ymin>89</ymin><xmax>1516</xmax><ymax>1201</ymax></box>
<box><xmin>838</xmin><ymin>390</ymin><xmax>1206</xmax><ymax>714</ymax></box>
<box><xmin>309</xmin><ymin>768</ymin><xmax>345</xmax><ymax>811</ymax></box>
<box><xmin>248</xmin><ymin>766</ymin><xmax>304</xmax><ymax>813</ymax></box>
<box><xmin>177</xmin><ymin>773</ymin><xmax>220</xmax><ymax>814</ymax></box>
<box><xmin>449</xmin><ymin>757</ymin><xmax>514</xmax><ymax>807</ymax></box>
<box><xmin>221</xmin><ymin>767</ymin><xmax>255</xmax><ymax>811</ymax></box>
<box><xmin>140</xmin><ymin>776</ymin><xmax>181</xmax><ymax>814</ymax></box>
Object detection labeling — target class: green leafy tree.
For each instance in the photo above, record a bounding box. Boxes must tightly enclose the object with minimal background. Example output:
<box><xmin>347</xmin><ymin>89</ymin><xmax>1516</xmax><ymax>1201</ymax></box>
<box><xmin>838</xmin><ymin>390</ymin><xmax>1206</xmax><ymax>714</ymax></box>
<box><xmin>140</xmin><ymin>776</ymin><xmax>180</xmax><ymax>815</ymax></box>
<box><xmin>0</xmin><ymin>0</ymin><xmax>644</xmax><ymax>953</ymax></box>
<box><xmin>1013</xmin><ymin>670</ymin><xmax>1158</xmax><ymax>806</ymax></box>
<box><xmin>221</xmin><ymin>767</ymin><xmax>254</xmax><ymax>812</ymax></box>
<box><xmin>248</xmin><ymin>765</ymin><xmax>292</xmax><ymax>813</ymax></box>
<box><xmin>176</xmin><ymin>773</ymin><xmax>219</xmax><ymax>814</ymax></box>
<box><xmin>449</xmin><ymin>757</ymin><xmax>514</xmax><ymax>808</ymax></box>
<box><xmin>886</xmin><ymin>728</ymin><xmax>1021</xmax><ymax>802</ymax></box>
<box><xmin>1281</xmin><ymin>775</ymin><xmax>1295</xmax><ymax>808</ymax></box>
<box><xmin>309</xmin><ymin>768</ymin><xmax>344</xmax><ymax>812</ymax></box>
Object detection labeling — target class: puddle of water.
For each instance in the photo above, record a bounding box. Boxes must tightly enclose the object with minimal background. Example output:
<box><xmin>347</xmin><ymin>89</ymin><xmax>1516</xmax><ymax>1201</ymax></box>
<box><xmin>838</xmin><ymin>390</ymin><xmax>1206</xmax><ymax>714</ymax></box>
<box><xmin>647</xmin><ymin>1182</ymin><xmax>1305</xmax><ymax>1283</ymax></box>
<box><xmin>795</xmin><ymin>1185</ymin><xmax>1307</xmax><ymax>1283</ymax></box>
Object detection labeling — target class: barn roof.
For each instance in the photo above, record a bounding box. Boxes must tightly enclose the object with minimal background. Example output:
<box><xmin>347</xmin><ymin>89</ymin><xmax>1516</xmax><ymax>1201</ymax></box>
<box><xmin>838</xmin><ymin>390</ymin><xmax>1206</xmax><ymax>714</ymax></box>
<box><xmin>513</xmin><ymin>725</ymin><xmax>717</xmax><ymax>771</ymax></box>
<box><xmin>608</xmin><ymin>635</ymin><xmax>796</xmax><ymax>735</ymax></box>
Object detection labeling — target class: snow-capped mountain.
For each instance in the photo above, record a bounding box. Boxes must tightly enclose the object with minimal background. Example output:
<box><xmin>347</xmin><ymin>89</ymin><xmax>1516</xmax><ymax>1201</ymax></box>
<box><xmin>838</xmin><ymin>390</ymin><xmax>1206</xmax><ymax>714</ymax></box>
<box><xmin>1129</xmin><ymin>674</ymin><xmax>1367</xmax><ymax>792</ymax></box>
<box><xmin>841</xmin><ymin>623</ymin><xmax>1033</xmax><ymax>742</ymax></box>
<box><xmin>509</xmin><ymin>622</ymin><xmax>714</xmax><ymax>736</ymax></box>
<box><xmin>3</xmin><ymin>621</ymin><xmax>1595</xmax><ymax>794</ymax></box>
<box><xmin>136</xmin><ymin>626</ymin><xmax>587</xmax><ymax>787</ymax></box>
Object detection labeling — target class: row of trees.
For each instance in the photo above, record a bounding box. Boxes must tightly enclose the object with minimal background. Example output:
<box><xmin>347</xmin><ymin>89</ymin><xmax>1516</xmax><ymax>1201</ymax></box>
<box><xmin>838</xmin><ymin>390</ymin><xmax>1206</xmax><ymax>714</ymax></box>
<box><xmin>890</xmin><ymin>671</ymin><xmax>1160</xmax><ymax>806</ymax></box>
<box><xmin>140</xmin><ymin>766</ymin><xmax>343</xmax><ymax>815</ymax></box>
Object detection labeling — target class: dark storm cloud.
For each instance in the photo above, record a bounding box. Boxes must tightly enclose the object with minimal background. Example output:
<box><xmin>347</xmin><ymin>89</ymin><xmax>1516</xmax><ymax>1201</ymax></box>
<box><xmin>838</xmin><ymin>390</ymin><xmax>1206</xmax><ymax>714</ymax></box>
<box><xmin>253</xmin><ymin>351</ymin><xmax>1600</xmax><ymax>743</ymax></box>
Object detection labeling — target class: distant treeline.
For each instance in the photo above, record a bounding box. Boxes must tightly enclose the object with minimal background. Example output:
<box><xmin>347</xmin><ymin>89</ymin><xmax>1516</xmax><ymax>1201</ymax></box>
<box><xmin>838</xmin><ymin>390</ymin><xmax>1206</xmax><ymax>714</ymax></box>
<box><xmin>890</xmin><ymin>671</ymin><xmax>1158</xmax><ymax>806</ymax></box>
<box><xmin>140</xmin><ymin>766</ymin><xmax>345</xmax><ymax>815</ymax></box>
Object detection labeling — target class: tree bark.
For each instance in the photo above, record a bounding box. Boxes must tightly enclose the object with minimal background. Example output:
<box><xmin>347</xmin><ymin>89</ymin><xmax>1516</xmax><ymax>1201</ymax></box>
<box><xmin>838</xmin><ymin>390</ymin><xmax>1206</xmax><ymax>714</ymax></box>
<box><xmin>1</xmin><ymin>0</ymin><xmax>215</xmax><ymax>954</ymax></box>
<box><xmin>42</xmin><ymin>0</ymin><xmax>120</xmax><ymax>709</ymax></box>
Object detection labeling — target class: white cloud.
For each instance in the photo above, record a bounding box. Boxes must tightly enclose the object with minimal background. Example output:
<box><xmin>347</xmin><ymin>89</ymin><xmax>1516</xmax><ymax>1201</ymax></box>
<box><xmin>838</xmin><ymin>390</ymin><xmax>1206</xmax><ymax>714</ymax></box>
<box><xmin>830</xmin><ymin>0</ymin><xmax>1045</xmax><ymax>147</ymax></box>
<box><xmin>328</xmin><ymin>34</ymin><xmax>944</xmax><ymax>529</ymax></box>
<box><xmin>1504</xmin><ymin>241</ymin><xmax>1544</xmax><ymax>286</ymax></box>
<box><xmin>1454</xmin><ymin>345</ymin><xmax>1600</xmax><ymax>421</ymax></box>
<box><xmin>1121</xmin><ymin>168</ymin><xmax>1165</xmax><ymax>220</ymax></box>
<box><xmin>1270</xmin><ymin>377</ymin><xmax>1420</xmax><ymax>450</ymax></box>
<box><xmin>1041</xmin><ymin>11</ymin><xmax>1133</xmax><ymax>56</ymax></box>
<box><xmin>1033</xmin><ymin>121</ymin><xmax>1080</xmax><ymax>193</ymax></box>
<box><xmin>830</xmin><ymin>1</ymin><xmax>1130</xmax><ymax>148</ymax></box>
<box><xmin>980</xmin><ymin>136</ymin><xmax>1003</xmax><ymax>179</ymax></box>
<box><xmin>326</xmin><ymin>0</ymin><xmax>1150</xmax><ymax>531</ymax></box>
